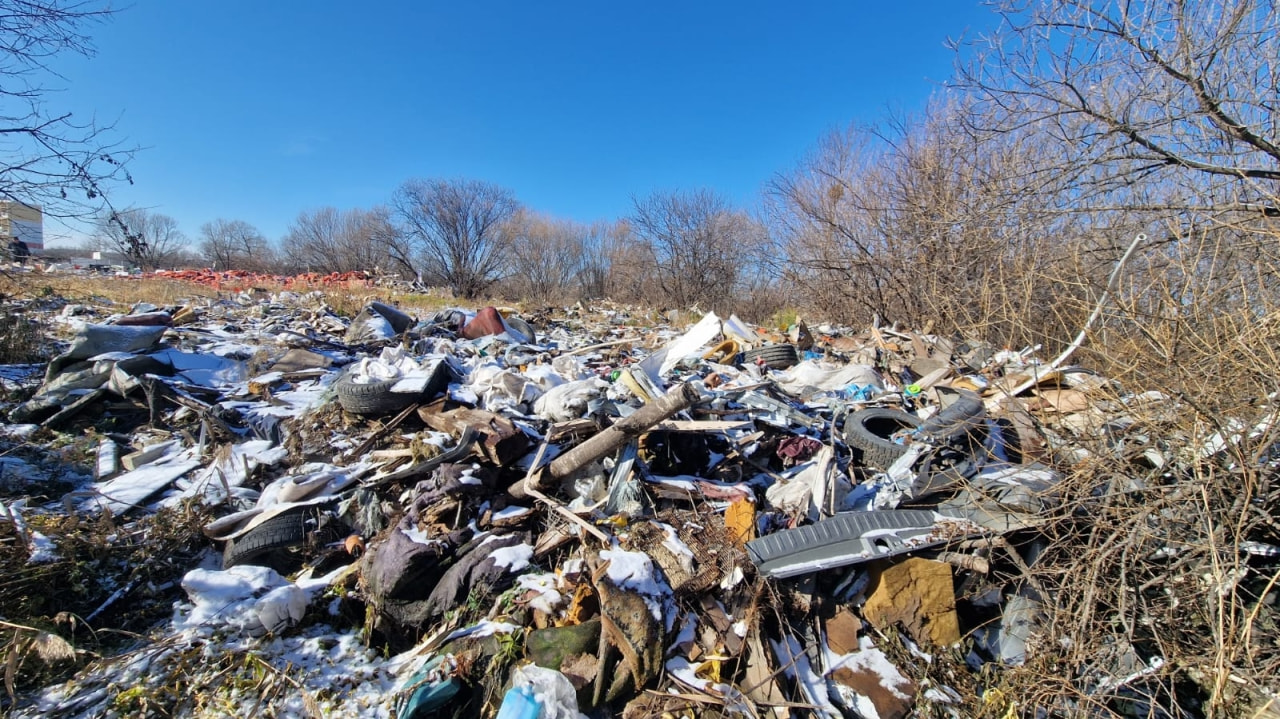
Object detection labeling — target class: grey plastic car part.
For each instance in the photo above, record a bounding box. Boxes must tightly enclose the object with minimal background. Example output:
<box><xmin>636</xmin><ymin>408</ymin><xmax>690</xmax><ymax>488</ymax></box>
<box><xmin>746</xmin><ymin>509</ymin><xmax>977</xmax><ymax>579</ymax></box>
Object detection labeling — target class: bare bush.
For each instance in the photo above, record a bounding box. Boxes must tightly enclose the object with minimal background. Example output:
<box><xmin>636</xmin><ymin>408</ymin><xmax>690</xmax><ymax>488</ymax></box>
<box><xmin>768</xmin><ymin>100</ymin><xmax>1113</xmax><ymax>347</ymax></box>
<box><xmin>198</xmin><ymin>219</ymin><xmax>273</xmax><ymax>271</ymax></box>
<box><xmin>919</xmin><ymin>2</ymin><xmax>1280</xmax><ymax>713</ymax></box>
<box><xmin>624</xmin><ymin>189</ymin><xmax>767</xmax><ymax>313</ymax></box>
<box><xmin>390</xmin><ymin>178</ymin><xmax>519</xmax><ymax>298</ymax></box>
<box><xmin>957</xmin><ymin>0</ymin><xmax>1280</xmax><ymax>204</ymax></box>
<box><xmin>500</xmin><ymin>211</ymin><xmax>612</xmax><ymax>304</ymax></box>
<box><xmin>94</xmin><ymin>208</ymin><xmax>188</xmax><ymax>270</ymax></box>
<box><xmin>280</xmin><ymin>206</ymin><xmax>397</xmax><ymax>275</ymax></box>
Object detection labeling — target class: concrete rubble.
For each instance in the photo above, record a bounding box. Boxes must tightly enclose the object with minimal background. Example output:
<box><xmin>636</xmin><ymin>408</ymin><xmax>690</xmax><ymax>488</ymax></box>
<box><xmin>0</xmin><ymin>287</ymin><xmax>1276</xmax><ymax>718</ymax></box>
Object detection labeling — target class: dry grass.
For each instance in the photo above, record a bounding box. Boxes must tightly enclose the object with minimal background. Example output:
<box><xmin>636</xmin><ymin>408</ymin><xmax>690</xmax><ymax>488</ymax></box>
<box><xmin>0</xmin><ymin>271</ymin><xmax>482</xmax><ymax>320</ymax></box>
<box><xmin>0</xmin><ymin>503</ymin><xmax>213</xmax><ymax>707</ymax></box>
<box><xmin>938</xmin><ymin>227</ymin><xmax>1280</xmax><ymax>717</ymax></box>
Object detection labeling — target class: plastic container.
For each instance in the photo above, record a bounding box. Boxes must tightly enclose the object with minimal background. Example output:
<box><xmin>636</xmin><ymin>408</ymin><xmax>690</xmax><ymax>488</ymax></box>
<box><xmin>495</xmin><ymin>686</ymin><xmax>542</xmax><ymax>719</ymax></box>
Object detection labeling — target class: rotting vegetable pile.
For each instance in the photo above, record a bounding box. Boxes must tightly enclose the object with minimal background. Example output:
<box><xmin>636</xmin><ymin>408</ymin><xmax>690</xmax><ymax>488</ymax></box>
<box><xmin>0</xmin><ymin>289</ymin><xmax>1277</xmax><ymax>718</ymax></box>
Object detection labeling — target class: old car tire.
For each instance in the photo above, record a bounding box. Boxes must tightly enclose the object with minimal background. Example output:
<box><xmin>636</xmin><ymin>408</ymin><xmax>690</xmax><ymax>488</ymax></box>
<box><xmin>223</xmin><ymin>510</ymin><xmax>309</xmax><ymax>569</ymax></box>
<box><xmin>844</xmin><ymin>408</ymin><xmax>923</xmax><ymax>469</ymax></box>
<box><xmin>742</xmin><ymin>344</ymin><xmax>799</xmax><ymax>370</ymax></box>
<box><xmin>335</xmin><ymin>371</ymin><xmax>417</xmax><ymax>416</ymax></box>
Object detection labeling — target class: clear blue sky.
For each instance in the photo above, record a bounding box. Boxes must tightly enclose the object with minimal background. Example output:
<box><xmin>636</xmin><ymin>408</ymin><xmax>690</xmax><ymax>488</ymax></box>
<box><xmin>46</xmin><ymin>1</ymin><xmax>997</xmax><ymax>247</ymax></box>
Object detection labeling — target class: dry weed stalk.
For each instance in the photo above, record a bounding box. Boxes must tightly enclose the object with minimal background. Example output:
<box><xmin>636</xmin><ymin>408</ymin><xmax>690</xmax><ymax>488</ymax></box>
<box><xmin>955</xmin><ymin>216</ymin><xmax>1280</xmax><ymax>717</ymax></box>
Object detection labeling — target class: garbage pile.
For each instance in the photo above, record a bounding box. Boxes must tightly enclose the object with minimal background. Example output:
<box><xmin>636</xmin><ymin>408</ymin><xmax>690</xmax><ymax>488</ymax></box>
<box><xmin>0</xmin><ymin>289</ymin><xmax>1276</xmax><ymax>718</ymax></box>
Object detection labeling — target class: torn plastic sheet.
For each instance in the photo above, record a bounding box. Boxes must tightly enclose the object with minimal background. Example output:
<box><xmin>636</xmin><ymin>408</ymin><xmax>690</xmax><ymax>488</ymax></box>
<box><xmin>764</xmin><ymin>445</ymin><xmax>839</xmax><ymax>522</ymax></box>
<box><xmin>169</xmin><ymin>440</ymin><xmax>289</xmax><ymax>506</ymax></box>
<box><xmin>746</xmin><ymin>510</ymin><xmax>984</xmax><ymax>579</ymax></box>
<box><xmin>772</xmin><ymin>361</ymin><xmax>882</xmax><ymax>401</ymax></box>
<box><xmin>639</xmin><ymin>311</ymin><xmax>721</xmax><ymax>383</ymax></box>
<box><xmin>149</xmin><ymin>349</ymin><xmax>248</xmax><ymax>388</ymax></box>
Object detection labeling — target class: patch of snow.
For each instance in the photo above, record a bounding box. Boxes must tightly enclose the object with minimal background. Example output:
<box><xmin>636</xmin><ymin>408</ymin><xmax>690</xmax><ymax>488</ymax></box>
<box><xmin>27</xmin><ymin>531</ymin><xmax>58</xmax><ymax>564</ymax></box>
<box><xmin>488</xmin><ymin>542</ymin><xmax>534</xmax><ymax>572</ymax></box>
<box><xmin>439</xmin><ymin>620</ymin><xmax>522</xmax><ymax>645</ymax></box>
<box><xmin>84</xmin><ymin>450</ymin><xmax>202</xmax><ymax>514</ymax></box>
<box><xmin>655</xmin><ymin>521</ymin><xmax>696</xmax><ymax>573</ymax></box>
<box><xmin>0</xmin><ymin>456</ymin><xmax>44</xmax><ymax>484</ymax></box>
<box><xmin>250</xmin><ymin>371</ymin><xmax>284</xmax><ymax>386</ymax></box>
<box><xmin>0</xmin><ymin>423</ymin><xmax>38</xmax><ymax>438</ymax></box>
<box><xmin>458</xmin><ymin>466</ymin><xmax>484</xmax><ymax>486</ymax></box>
<box><xmin>516</xmin><ymin>573</ymin><xmax>564</xmax><ymax>614</ymax></box>
<box><xmin>770</xmin><ymin>633</ymin><xmax>843</xmax><ymax>718</ymax></box>
<box><xmin>401</xmin><ymin>526</ymin><xmax>443</xmax><ymax>547</ymax></box>
<box><xmin>823</xmin><ymin>635</ymin><xmax>914</xmax><ymax>701</ymax></box>
<box><xmin>492</xmin><ymin>505</ymin><xmax>531</xmax><ymax>521</ymax></box>
<box><xmin>600</xmin><ymin>548</ymin><xmax>676</xmax><ymax>625</ymax></box>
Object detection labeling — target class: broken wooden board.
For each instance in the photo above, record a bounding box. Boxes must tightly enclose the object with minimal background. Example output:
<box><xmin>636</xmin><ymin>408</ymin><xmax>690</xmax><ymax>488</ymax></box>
<box><xmin>418</xmin><ymin>406</ymin><xmax>530</xmax><ymax>466</ymax></box>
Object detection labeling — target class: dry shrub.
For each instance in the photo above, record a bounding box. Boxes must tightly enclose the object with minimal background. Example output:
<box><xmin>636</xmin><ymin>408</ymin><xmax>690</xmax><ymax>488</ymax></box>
<box><xmin>0</xmin><ymin>311</ymin><xmax>47</xmax><ymax>364</ymax></box>
<box><xmin>958</xmin><ymin>218</ymin><xmax>1280</xmax><ymax>716</ymax></box>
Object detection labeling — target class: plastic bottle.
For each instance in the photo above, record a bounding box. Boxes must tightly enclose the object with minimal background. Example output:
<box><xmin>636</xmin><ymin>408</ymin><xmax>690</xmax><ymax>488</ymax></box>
<box><xmin>495</xmin><ymin>686</ymin><xmax>542</xmax><ymax>719</ymax></box>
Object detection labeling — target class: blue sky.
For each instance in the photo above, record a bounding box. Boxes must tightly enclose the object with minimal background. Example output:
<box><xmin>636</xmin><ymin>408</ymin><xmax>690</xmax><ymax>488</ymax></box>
<box><xmin>46</xmin><ymin>1</ymin><xmax>997</xmax><ymax>247</ymax></box>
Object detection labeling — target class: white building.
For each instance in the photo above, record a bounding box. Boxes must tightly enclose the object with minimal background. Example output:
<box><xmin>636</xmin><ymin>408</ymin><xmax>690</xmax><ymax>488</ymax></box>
<box><xmin>0</xmin><ymin>201</ymin><xmax>44</xmax><ymax>252</ymax></box>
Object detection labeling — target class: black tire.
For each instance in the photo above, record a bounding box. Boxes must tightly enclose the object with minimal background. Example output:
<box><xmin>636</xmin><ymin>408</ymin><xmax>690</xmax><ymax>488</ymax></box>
<box><xmin>844</xmin><ymin>408</ymin><xmax>923</xmax><ymax>469</ymax></box>
<box><xmin>917</xmin><ymin>393</ymin><xmax>986</xmax><ymax>443</ymax></box>
<box><xmin>223</xmin><ymin>510</ymin><xmax>309</xmax><ymax>569</ymax></box>
<box><xmin>742</xmin><ymin>344</ymin><xmax>799</xmax><ymax>370</ymax></box>
<box><xmin>335</xmin><ymin>371</ymin><xmax>418</xmax><ymax>415</ymax></box>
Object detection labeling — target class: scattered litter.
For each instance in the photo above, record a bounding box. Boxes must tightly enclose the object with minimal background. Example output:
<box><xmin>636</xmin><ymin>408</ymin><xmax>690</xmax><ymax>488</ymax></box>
<box><xmin>0</xmin><ymin>289</ymin><xmax>1274</xmax><ymax>718</ymax></box>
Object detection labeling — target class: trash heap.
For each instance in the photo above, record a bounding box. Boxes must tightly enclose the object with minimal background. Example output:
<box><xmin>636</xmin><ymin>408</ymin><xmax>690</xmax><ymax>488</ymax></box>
<box><xmin>1</xmin><ymin>290</ymin><xmax>1276</xmax><ymax>718</ymax></box>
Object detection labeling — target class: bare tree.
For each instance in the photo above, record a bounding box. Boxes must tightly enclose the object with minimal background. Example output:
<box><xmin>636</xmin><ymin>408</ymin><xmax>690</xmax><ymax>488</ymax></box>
<box><xmin>576</xmin><ymin>221</ymin><xmax>617</xmax><ymax>301</ymax></box>
<box><xmin>767</xmin><ymin>99</ymin><xmax>1110</xmax><ymax>342</ymax></box>
<box><xmin>501</xmin><ymin>211</ymin><xmax>613</xmax><ymax>303</ymax></box>
<box><xmin>955</xmin><ymin>0</ymin><xmax>1280</xmax><ymax>211</ymax></box>
<box><xmin>391</xmin><ymin>178</ymin><xmax>519</xmax><ymax>298</ymax></box>
<box><xmin>279</xmin><ymin>206</ymin><xmax>397</xmax><ymax>275</ymax></box>
<box><xmin>626</xmin><ymin>189</ymin><xmax>763</xmax><ymax>312</ymax></box>
<box><xmin>0</xmin><ymin>1</ymin><xmax>133</xmax><ymax>219</ymax></box>
<box><xmin>94</xmin><ymin>208</ymin><xmax>187</xmax><ymax>270</ymax></box>
<box><xmin>198</xmin><ymin>218</ymin><xmax>273</xmax><ymax>271</ymax></box>
<box><xmin>949</xmin><ymin>0</ymin><xmax>1280</xmax><ymax>350</ymax></box>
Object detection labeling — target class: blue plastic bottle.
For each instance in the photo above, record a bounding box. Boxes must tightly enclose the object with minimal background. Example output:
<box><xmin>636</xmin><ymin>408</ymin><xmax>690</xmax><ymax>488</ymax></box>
<box><xmin>495</xmin><ymin>685</ymin><xmax>542</xmax><ymax>719</ymax></box>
